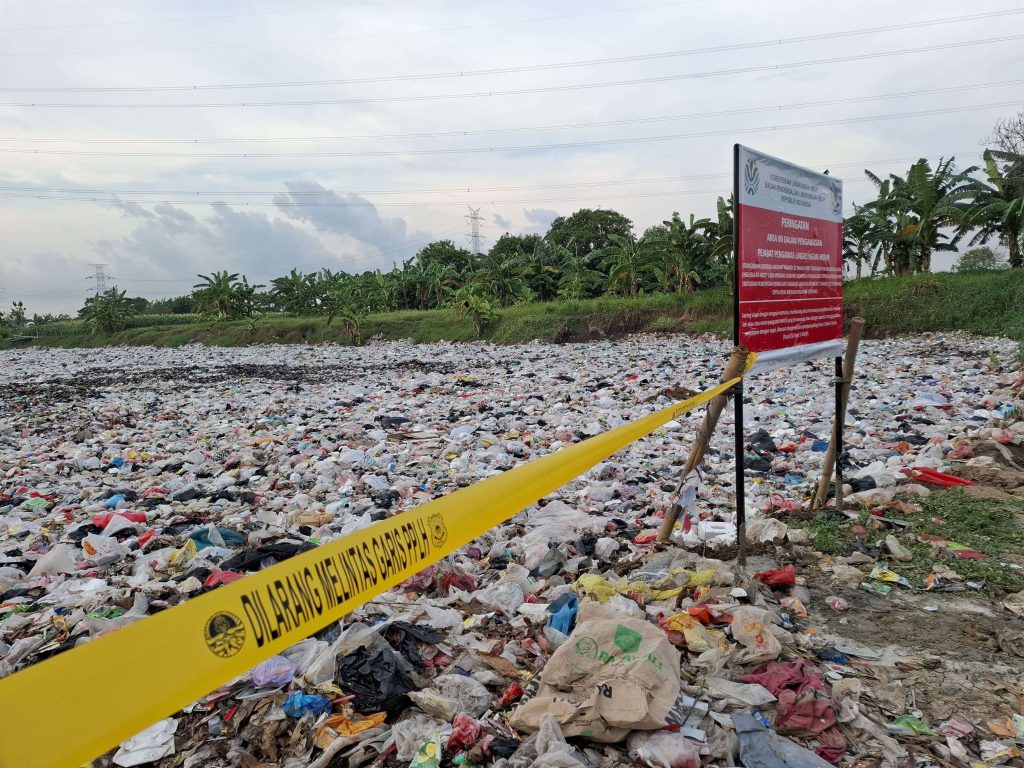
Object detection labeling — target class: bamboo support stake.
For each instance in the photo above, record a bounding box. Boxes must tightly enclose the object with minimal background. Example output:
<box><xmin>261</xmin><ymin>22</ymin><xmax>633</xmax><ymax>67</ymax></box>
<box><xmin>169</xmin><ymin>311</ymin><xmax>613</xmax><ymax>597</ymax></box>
<box><xmin>812</xmin><ymin>318</ymin><xmax>866</xmax><ymax>510</ymax></box>
<box><xmin>657</xmin><ymin>345</ymin><xmax>750</xmax><ymax>542</ymax></box>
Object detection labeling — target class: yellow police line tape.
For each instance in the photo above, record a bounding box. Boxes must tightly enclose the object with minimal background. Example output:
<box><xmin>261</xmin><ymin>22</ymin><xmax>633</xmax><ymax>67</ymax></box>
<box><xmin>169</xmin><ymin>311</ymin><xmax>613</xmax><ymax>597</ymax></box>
<box><xmin>0</xmin><ymin>359</ymin><xmax>754</xmax><ymax>768</ymax></box>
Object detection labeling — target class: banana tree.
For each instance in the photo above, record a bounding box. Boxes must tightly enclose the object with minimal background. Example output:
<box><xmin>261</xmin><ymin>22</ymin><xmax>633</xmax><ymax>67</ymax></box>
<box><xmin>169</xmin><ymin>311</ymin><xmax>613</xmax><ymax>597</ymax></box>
<box><xmin>193</xmin><ymin>271</ymin><xmax>243</xmax><ymax>320</ymax></box>
<box><xmin>270</xmin><ymin>269</ymin><xmax>318</xmax><ymax>315</ymax></box>
<box><xmin>962</xmin><ymin>149</ymin><xmax>1024</xmax><ymax>269</ymax></box>
<box><xmin>663</xmin><ymin>212</ymin><xmax>713</xmax><ymax>293</ymax></box>
<box><xmin>864</xmin><ymin>157</ymin><xmax>976</xmax><ymax>273</ymax></box>
<box><xmin>843</xmin><ymin>208</ymin><xmax>873</xmax><ymax>279</ymax></box>
<box><xmin>551</xmin><ymin>243</ymin><xmax>601</xmax><ymax>300</ymax></box>
<box><xmin>79</xmin><ymin>289</ymin><xmax>139</xmax><ymax>333</ymax></box>
<box><xmin>595</xmin><ymin>231</ymin><xmax>665</xmax><ymax>297</ymax></box>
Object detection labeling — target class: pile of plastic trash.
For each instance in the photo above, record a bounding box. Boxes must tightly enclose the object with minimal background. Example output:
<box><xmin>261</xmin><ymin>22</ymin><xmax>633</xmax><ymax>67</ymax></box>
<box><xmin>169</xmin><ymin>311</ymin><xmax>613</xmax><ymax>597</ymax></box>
<box><xmin>1</xmin><ymin>332</ymin><xmax>1022</xmax><ymax>767</ymax></box>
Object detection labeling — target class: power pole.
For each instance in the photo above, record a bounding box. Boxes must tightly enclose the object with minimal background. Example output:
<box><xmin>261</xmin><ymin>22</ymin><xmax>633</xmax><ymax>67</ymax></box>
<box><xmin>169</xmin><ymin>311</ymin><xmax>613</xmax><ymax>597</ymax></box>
<box><xmin>465</xmin><ymin>206</ymin><xmax>484</xmax><ymax>256</ymax></box>
<box><xmin>87</xmin><ymin>263</ymin><xmax>109</xmax><ymax>297</ymax></box>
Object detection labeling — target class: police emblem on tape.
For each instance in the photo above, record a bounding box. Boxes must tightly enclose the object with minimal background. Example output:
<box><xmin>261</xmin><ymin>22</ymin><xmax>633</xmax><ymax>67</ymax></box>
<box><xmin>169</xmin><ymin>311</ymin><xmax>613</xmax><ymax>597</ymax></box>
<box><xmin>205</xmin><ymin>611</ymin><xmax>246</xmax><ymax>657</ymax></box>
<box><xmin>428</xmin><ymin>512</ymin><xmax>448</xmax><ymax>548</ymax></box>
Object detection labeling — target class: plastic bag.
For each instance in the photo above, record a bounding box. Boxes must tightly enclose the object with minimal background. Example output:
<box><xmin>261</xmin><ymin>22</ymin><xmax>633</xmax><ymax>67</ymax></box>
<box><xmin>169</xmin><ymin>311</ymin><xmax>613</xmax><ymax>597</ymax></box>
<box><xmin>627</xmin><ymin>730</ymin><xmax>701</xmax><ymax>768</ymax></box>
<box><xmin>313</xmin><ymin>708</ymin><xmax>387</xmax><ymax>749</ymax></box>
<box><xmin>472</xmin><ymin>581</ymin><xmax>524</xmax><ymax>614</ymax></box>
<box><xmin>546</xmin><ymin>593</ymin><xmax>578</xmax><ymax>634</ymax></box>
<box><xmin>446</xmin><ymin>713</ymin><xmax>481</xmax><ymax>755</ymax></box>
<box><xmin>337</xmin><ymin>644</ymin><xmax>417</xmax><ymax>716</ymax></box>
<box><xmin>112</xmin><ymin>719</ymin><xmax>178</xmax><ymax>767</ymax></box>
<box><xmin>394</xmin><ymin>715</ymin><xmax>444</xmax><ymax>763</ymax></box>
<box><xmin>282</xmin><ymin>693</ymin><xmax>332</xmax><ymax>718</ymax></box>
<box><xmin>731</xmin><ymin>607</ymin><xmax>782</xmax><ymax>664</ymax></box>
<box><xmin>511</xmin><ymin>615</ymin><xmax>681</xmax><ymax>742</ymax></box>
<box><xmin>574</xmin><ymin>573</ymin><xmax>683</xmax><ymax>604</ymax></box>
<box><xmin>734</xmin><ymin>712</ymin><xmax>833</xmax><ymax>768</ymax></box>
<box><xmin>659</xmin><ymin>613</ymin><xmax>726</xmax><ymax>653</ymax></box>
<box><xmin>706</xmin><ymin>677</ymin><xmax>776</xmax><ymax>707</ymax></box>
<box><xmin>753</xmin><ymin>564</ymin><xmax>796</xmax><ymax>587</ymax></box>
<box><xmin>251</xmin><ymin>655</ymin><xmax>297</xmax><ymax>688</ymax></box>
<box><xmin>526</xmin><ymin>714</ymin><xmax>587</xmax><ymax>768</ymax></box>
<box><xmin>383</xmin><ymin>621</ymin><xmax>444</xmax><ymax>669</ymax></box>
<box><xmin>26</xmin><ymin>544</ymin><xmax>76</xmax><ymax>578</ymax></box>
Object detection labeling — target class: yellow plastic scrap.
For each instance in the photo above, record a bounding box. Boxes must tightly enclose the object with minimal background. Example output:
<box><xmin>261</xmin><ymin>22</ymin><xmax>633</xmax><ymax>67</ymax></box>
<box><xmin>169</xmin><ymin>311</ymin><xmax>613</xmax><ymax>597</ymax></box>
<box><xmin>683</xmin><ymin>569</ymin><xmax>714</xmax><ymax>587</ymax></box>
<box><xmin>661</xmin><ymin>613</ymin><xmax>727</xmax><ymax>653</ymax></box>
<box><xmin>868</xmin><ymin>564</ymin><xmax>911</xmax><ymax>588</ymax></box>
<box><xmin>168</xmin><ymin>539</ymin><xmax>197</xmax><ymax>570</ymax></box>
<box><xmin>314</xmin><ymin>708</ymin><xmax>387</xmax><ymax>748</ymax></box>
<box><xmin>573</xmin><ymin>572</ymin><xmax>703</xmax><ymax>603</ymax></box>
<box><xmin>572</xmin><ymin>574</ymin><xmax>619</xmax><ymax>603</ymax></box>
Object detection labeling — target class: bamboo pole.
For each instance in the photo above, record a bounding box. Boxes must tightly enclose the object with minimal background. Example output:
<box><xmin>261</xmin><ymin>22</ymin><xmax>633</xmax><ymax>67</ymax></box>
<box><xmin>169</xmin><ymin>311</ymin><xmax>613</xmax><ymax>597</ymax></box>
<box><xmin>657</xmin><ymin>346</ymin><xmax>750</xmax><ymax>542</ymax></box>
<box><xmin>812</xmin><ymin>318</ymin><xmax>866</xmax><ymax>510</ymax></box>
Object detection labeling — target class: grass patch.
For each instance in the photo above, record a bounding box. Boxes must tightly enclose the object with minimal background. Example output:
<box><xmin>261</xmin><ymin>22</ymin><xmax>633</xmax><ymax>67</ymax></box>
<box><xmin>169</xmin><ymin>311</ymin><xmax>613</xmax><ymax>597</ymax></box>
<box><xmin>9</xmin><ymin>270</ymin><xmax>1024</xmax><ymax>350</ymax></box>
<box><xmin>845</xmin><ymin>270</ymin><xmax>1024</xmax><ymax>345</ymax></box>
<box><xmin>790</xmin><ymin>489</ymin><xmax>1024</xmax><ymax>595</ymax></box>
<box><xmin>646</xmin><ymin>314</ymin><xmax>687</xmax><ymax>334</ymax></box>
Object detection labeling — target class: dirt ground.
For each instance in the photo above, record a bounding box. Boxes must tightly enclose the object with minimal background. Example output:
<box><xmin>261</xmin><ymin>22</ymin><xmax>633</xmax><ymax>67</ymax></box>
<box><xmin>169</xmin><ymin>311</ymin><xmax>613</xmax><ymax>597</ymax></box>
<box><xmin>803</xmin><ymin>569</ymin><xmax>1024</xmax><ymax>725</ymax></box>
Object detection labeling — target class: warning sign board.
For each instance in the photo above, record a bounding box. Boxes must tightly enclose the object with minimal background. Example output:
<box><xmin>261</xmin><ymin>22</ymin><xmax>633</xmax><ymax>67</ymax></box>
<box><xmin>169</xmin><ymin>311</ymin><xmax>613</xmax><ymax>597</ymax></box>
<box><xmin>734</xmin><ymin>145</ymin><xmax>844</xmax><ymax>353</ymax></box>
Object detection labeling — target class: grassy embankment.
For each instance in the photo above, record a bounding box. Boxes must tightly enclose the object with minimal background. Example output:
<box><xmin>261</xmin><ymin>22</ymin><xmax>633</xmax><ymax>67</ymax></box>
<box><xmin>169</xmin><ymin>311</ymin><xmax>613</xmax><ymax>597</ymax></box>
<box><xmin>5</xmin><ymin>270</ymin><xmax>1024</xmax><ymax>350</ymax></box>
<box><xmin>789</xmin><ymin>489</ymin><xmax>1024</xmax><ymax>596</ymax></box>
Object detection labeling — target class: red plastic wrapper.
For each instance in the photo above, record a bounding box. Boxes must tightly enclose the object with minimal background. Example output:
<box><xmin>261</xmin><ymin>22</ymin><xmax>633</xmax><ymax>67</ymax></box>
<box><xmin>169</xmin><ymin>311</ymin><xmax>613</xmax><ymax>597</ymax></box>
<box><xmin>439</xmin><ymin>568</ymin><xmax>478</xmax><ymax>595</ymax></box>
<box><xmin>753</xmin><ymin>564</ymin><xmax>796</xmax><ymax>587</ymax></box>
<box><xmin>204</xmin><ymin>571</ymin><xmax>245</xmax><ymax>588</ymax></box>
<box><xmin>495</xmin><ymin>682</ymin><xmax>524</xmax><ymax>709</ymax></box>
<box><xmin>900</xmin><ymin>467</ymin><xmax>975</xmax><ymax>487</ymax></box>
<box><xmin>91</xmin><ymin>511</ymin><xmax>148</xmax><ymax>528</ymax></box>
<box><xmin>446</xmin><ymin>713</ymin><xmax>482</xmax><ymax>755</ymax></box>
<box><xmin>399</xmin><ymin>565</ymin><xmax>436</xmax><ymax>591</ymax></box>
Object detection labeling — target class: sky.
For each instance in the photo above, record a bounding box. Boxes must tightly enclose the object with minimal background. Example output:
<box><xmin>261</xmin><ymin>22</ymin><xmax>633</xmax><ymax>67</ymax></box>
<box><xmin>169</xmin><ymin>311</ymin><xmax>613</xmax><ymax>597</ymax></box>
<box><xmin>1</xmin><ymin>0</ymin><xmax>1022</xmax><ymax>315</ymax></box>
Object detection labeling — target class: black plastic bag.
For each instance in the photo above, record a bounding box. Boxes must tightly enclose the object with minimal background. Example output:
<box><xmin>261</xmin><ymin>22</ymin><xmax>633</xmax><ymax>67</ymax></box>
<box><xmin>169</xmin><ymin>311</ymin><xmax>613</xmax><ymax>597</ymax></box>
<box><xmin>337</xmin><ymin>645</ymin><xmax>417</xmax><ymax>716</ymax></box>
<box><xmin>383</xmin><ymin>621</ymin><xmax>443</xmax><ymax>669</ymax></box>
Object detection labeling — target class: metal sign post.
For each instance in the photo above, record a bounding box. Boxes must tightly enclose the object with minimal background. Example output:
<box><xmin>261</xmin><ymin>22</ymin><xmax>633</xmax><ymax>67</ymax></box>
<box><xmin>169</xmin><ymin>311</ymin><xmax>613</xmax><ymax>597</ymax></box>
<box><xmin>732</xmin><ymin>145</ymin><xmax>747</xmax><ymax>569</ymax></box>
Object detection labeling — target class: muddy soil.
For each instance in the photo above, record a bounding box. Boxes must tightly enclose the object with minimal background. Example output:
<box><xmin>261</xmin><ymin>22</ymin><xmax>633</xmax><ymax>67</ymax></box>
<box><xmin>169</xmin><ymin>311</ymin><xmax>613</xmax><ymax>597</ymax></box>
<box><xmin>799</xmin><ymin>555</ymin><xmax>1024</xmax><ymax>727</ymax></box>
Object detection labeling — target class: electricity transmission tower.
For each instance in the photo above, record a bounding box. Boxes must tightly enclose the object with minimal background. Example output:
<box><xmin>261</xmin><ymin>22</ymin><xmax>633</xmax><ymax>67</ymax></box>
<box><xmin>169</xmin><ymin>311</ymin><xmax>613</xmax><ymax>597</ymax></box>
<box><xmin>465</xmin><ymin>206</ymin><xmax>484</xmax><ymax>255</ymax></box>
<box><xmin>87</xmin><ymin>263</ymin><xmax>109</xmax><ymax>297</ymax></box>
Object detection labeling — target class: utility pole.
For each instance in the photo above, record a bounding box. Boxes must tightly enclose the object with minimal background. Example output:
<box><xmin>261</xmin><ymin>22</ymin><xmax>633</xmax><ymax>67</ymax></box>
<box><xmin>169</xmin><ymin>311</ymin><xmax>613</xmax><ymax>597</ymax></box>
<box><xmin>465</xmin><ymin>206</ymin><xmax>484</xmax><ymax>256</ymax></box>
<box><xmin>87</xmin><ymin>263</ymin><xmax>109</xmax><ymax>297</ymax></box>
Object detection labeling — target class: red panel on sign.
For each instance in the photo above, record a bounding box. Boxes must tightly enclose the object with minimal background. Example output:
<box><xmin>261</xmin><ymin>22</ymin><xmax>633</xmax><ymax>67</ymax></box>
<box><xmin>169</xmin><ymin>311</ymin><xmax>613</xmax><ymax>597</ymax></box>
<box><xmin>735</xmin><ymin>145</ymin><xmax>844</xmax><ymax>353</ymax></box>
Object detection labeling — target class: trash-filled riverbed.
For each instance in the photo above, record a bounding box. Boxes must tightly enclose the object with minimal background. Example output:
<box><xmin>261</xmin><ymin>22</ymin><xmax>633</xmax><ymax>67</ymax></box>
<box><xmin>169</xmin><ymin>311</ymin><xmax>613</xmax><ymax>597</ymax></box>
<box><xmin>2</xmin><ymin>333</ymin><xmax>1023</xmax><ymax>768</ymax></box>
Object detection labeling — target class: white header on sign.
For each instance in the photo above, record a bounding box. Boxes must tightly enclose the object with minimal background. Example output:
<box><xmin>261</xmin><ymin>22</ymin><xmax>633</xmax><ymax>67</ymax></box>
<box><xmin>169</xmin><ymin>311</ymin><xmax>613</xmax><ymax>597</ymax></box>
<box><xmin>737</xmin><ymin>145</ymin><xmax>843</xmax><ymax>223</ymax></box>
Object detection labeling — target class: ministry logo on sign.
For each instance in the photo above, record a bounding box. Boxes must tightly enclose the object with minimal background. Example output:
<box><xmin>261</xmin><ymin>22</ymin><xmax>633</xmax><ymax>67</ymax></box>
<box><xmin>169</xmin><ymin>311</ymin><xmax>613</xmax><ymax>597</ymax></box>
<box><xmin>829</xmin><ymin>179</ymin><xmax>843</xmax><ymax>217</ymax></box>
<box><xmin>743</xmin><ymin>158</ymin><xmax>759</xmax><ymax>196</ymax></box>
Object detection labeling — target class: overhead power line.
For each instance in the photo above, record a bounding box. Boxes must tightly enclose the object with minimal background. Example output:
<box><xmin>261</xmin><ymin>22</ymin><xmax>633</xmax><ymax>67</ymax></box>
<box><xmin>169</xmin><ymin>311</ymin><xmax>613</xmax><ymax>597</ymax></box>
<box><xmin>14</xmin><ymin>277</ymin><xmax>91</xmax><ymax>298</ymax></box>
<box><xmin>2</xmin><ymin>78</ymin><xmax>1020</xmax><ymax>146</ymax></box>
<box><xmin>0</xmin><ymin>187</ymin><xmax>737</xmax><ymax>206</ymax></box>
<box><xmin>0</xmin><ymin>149</ymin><xmax>987</xmax><ymax>201</ymax></box>
<box><xmin>0</xmin><ymin>0</ymin><xmax>397</xmax><ymax>32</ymax></box>
<box><xmin>2</xmin><ymin>9</ymin><xmax>1018</xmax><ymax>93</ymax></box>
<box><xmin>4</xmin><ymin>33</ymin><xmax>1020</xmax><ymax>109</ymax></box>
<box><xmin>0</xmin><ymin>175</ymin><xmax>954</xmax><ymax>209</ymax></box>
<box><xmin>0</xmin><ymin>101</ymin><xmax>1017</xmax><ymax>158</ymax></box>
<box><xmin>0</xmin><ymin>1</ymin><xmax>695</xmax><ymax>57</ymax></box>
